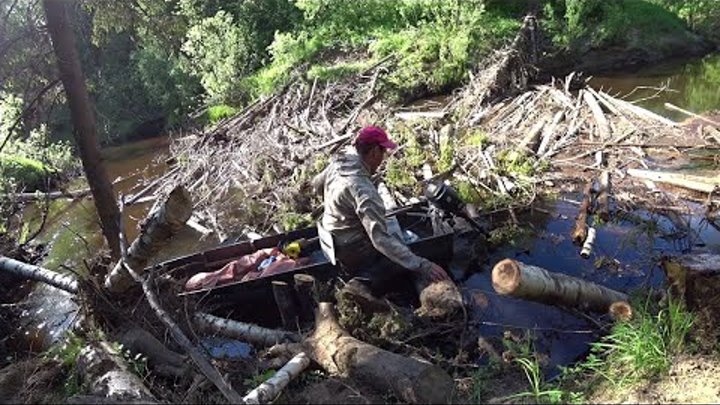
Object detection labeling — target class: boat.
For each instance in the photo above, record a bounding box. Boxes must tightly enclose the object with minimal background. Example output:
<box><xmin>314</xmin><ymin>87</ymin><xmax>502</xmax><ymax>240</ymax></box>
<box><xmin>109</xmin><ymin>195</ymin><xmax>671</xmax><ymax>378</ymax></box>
<box><xmin>153</xmin><ymin>202</ymin><xmax>454</xmax><ymax>311</ymax></box>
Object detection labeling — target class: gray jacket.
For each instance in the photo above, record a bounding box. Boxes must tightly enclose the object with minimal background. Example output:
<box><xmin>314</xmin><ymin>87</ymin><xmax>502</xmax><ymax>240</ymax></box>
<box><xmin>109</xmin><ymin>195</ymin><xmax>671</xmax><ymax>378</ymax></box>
<box><xmin>312</xmin><ymin>151</ymin><xmax>431</xmax><ymax>273</ymax></box>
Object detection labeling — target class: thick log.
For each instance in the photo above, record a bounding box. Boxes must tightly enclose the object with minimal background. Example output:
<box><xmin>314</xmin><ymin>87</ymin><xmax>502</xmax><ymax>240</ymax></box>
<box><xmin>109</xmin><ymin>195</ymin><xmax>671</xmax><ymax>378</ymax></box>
<box><xmin>272</xmin><ymin>281</ymin><xmax>300</xmax><ymax>331</ymax></box>
<box><xmin>293</xmin><ymin>274</ymin><xmax>317</xmax><ymax>323</ymax></box>
<box><xmin>242</xmin><ymin>352</ymin><xmax>311</xmax><ymax>404</ymax></box>
<box><xmin>662</xmin><ymin>253</ymin><xmax>720</xmax><ymax>300</ymax></box>
<box><xmin>626</xmin><ymin>169</ymin><xmax>719</xmax><ymax>194</ymax></box>
<box><xmin>0</xmin><ymin>256</ymin><xmax>78</xmax><ymax>293</ymax></box>
<box><xmin>119</xmin><ymin>328</ymin><xmax>189</xmax><ymax>378</ymax></box>
<box><xmin>304</xmin><ymin>303</ymin><xmax>455</xmax><ymax>404</ymax></box>
<box><xmin>492</xmin><ymin>259</ymin><xmax>628</xmax><ymax>313</ymax></box>
<box><xmin>597</xmin><ymin>171</ymin><xmax>611</xmax><ymax>221</ymax></box>
<box><xmin>105</xmin><ymin>186</ymin><xmax>192</xmax><ymax>293</ymax></box>
<box><xmin>76</xmin><ymin>341</ymin><xmax>156</xmax><ymax>403</ymax></box>
<box><xmin>572</xmin><ymin>181</ymin><xmax>594</xmax><ymax>245</ymax></box>
<box><xmin>194</xmin><ymin>312</ymin><xmax>299</xmax><ymax>347</ymax></box>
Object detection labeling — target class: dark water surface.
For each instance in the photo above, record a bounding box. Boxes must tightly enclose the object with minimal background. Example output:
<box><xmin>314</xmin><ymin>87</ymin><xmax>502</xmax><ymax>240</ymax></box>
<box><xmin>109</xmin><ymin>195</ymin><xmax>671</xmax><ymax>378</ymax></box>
<box><xmin>457</xmin><ymin>198</ymin><xmax>720</xmax><ymax>376</ymax></box>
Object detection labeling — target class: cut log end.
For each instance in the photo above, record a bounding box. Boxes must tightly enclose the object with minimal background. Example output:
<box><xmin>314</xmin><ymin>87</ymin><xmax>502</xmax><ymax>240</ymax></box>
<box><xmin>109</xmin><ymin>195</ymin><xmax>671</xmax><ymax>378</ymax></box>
<box><xmin>492</xmin><ymin>258</ymin><xmax>522</xmax><ymax>295</ymax></box>
<box><xmin>609</xmin><ymin>301</ymin><xmax>633</xmax><ymax>322</ymax></box>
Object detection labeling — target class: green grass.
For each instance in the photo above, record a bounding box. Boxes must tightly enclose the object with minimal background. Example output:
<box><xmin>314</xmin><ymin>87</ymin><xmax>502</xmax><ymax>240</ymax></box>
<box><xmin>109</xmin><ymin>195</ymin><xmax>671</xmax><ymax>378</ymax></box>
<box><xmin>242</xmin><ymin>1</ymin><xmax>520</xmax><ymax>100</ymax></box>
<box><xmin>555</xmin><ymin>293</ymin><xmax>694</xmax><ymax>398</ymax></box>
<box><xmin>0</xmin><ymin>153</ymin><xmax>53</xmax><ymax>190</ymax></box>
<box><xmin>206</xmin><ymin>104</ymin><xmax>239</xmax><ymax>125</ymax></box>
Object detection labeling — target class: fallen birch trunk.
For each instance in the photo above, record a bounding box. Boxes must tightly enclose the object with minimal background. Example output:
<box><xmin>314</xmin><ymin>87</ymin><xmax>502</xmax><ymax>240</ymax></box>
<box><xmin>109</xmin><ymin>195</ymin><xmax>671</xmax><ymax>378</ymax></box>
<box><xmin>580</xmin><ymin>227</ymin><xmax>597</xmax><ymax>258</ymax></box>
<box><xmin>492</xmin><ymin>259</ymin><xmax>628</xmax><ymax>313</ymax></box>
<box><xmin>105</xmin><ymin>186</ymin><xmax>193</xmax><ymax>293</ymax></box>
<box><xmin>572</xmin><ymin>181</ymin><xmax>594</xmax><ymax>245</ymax></box>
<box><xmin>76</xmin><ymin>341</ymin><xmax>157</xmax><ymax>403</ymax></box>
<box><xmin>0</xmin><ymin>256</ymin><xmax>78</xmax><ymax>293</ymax></box>
<box><xmin>242</xmin><ymin>352</ymin><xmax>311</xmax><ymax>404</ymax></box>
<box><xmin>2</xmin><ymin>188</ymin><xmax>91</xmax><ymax>202</ymax></box>
<box><xmin>626</xmin><ymin>169</ymin><xmax>719</xmax><ymax>194</ymax></box>
<box><xmin>194</xmin><ymin>312</ymin><xmax>299</xmax><ymax>347</ymax></box>
<box><xmin>304</xmin><ymin>302</ymin><xmax>455</xmax><ymax>404</ymax></box>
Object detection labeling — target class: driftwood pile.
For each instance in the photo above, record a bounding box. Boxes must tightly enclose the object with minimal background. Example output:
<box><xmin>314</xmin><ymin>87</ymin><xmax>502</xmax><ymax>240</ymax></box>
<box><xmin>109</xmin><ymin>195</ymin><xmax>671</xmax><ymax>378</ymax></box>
<box><xmin>153</xmin><ymin>62</ymin><xmax>392</xmax><ymax>240</ymax></box>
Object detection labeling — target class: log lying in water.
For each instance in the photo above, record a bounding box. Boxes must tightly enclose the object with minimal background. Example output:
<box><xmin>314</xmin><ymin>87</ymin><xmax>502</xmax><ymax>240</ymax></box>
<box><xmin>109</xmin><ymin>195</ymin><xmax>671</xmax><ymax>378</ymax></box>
<box><xmin>572</xmin><ymin>181</ymin><xmax>594</xmax><ymax>245</ymax></box>
<box><xmin>242</xmin><ymin>352</ymin><xmax>311</xmax><ymax>404</ymax></box>
<box><xmin>580</xmin><ymin>227</ymin><xmax>597</xmax><ymax>259</ymax></box>
<box><xmin>0</xmin><ymin>256</ymin><xmax>78</xmax><ymax>293</ymax></box>
<box><xmin>194</xmin><ymin>312</ymin><xmax>299</xmax><ymax>347</ymax></box>
<box><xmin>76</xmin><ymin>341</ymin><xmax>156</xmax><ymax>403</ymax></box>
<box><xmin>304</xmin><ymin>302</ymin><xmax>455</xmax><ymax>404</ymax></box>
<box><xmin>626</xmin><ymin>169</ymin><xmax>719</xmax><ymax>194</ymax></box>
<box><xmin>105</xmin><ymin>186</ymin><xmax>193</xmax><ymax>293</ymax></box>
<box><xmin>492</xmin><ymin>259</ymin><xmax>628</xmax><ymax>313</ymax></box>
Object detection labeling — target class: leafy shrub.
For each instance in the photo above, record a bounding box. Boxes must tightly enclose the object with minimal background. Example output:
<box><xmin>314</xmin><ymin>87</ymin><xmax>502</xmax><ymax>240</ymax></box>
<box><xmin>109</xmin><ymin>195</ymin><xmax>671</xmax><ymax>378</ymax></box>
<box><xmin>206</xmin><ymin>104</ymin><xmax>238</xmax><ymax>125</ymax></box>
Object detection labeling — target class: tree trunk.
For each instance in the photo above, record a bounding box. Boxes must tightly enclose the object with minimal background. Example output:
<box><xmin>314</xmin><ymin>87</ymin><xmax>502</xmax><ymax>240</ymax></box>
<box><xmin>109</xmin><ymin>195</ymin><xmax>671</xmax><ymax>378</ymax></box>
<box><xmin>626</xmin><ymin>168</ymin><xmax>719</xmax><ymax>194</ymax></box>
<box><xmin>0</xmin><ymin>256</ymin><xmax>78</xmax><ymax>293</ymax></box>
<box><xmin>492</xmin><ymin>259</ymin><xmax>628</xmax><ymax>313</ymax></box>
<box><xmin>304</xmin><ymin>303</ymin><xmax>455</xmax><ymax>404</ymax></box>
<box><xmin>43</xmin><ymin>0</ymin><xmax>120</xmax><ymax>259</ymax></box>
<box><xmin>104</xmin><ymin>186</ymin><xmax>192</xmax><ymax>293</ymax></box>
<box><xmin>194</xmin><ymin>312</ymin><xmax>299</xmax><ymax>347</ymax></box>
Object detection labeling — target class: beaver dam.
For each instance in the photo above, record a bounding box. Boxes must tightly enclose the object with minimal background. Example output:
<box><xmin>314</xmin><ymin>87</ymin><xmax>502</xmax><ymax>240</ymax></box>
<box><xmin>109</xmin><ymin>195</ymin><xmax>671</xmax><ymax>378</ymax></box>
<box><xmin>2</xmin><ymin>16</ymin><xmax>720</xmax><ymax>404</ymax></box>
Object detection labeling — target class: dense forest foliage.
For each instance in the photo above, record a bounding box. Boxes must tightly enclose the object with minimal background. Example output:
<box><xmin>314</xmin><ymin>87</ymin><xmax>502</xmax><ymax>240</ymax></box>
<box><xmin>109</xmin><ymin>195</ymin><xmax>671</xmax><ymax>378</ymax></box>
<box><xmin>0</xmin><ymin>0</ymin><xmax>717</xmax><ymax>198</ymax></box>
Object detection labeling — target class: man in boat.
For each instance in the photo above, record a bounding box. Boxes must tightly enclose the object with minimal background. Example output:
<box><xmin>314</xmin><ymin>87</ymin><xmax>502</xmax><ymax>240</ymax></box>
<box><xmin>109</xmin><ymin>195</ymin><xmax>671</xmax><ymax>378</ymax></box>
<box><xmin>312</xmin><ymin>126</ymin><xmax>449</xmax><ymax>296</ymax></box>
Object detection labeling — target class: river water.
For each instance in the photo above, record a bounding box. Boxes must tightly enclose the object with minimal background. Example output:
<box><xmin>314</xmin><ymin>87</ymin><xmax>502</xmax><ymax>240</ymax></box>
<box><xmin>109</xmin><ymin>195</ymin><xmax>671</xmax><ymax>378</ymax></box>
<box><xmin>10</xmin><ymin>53</ymin><xmax>720</xmax><ymax>369</ymax></box>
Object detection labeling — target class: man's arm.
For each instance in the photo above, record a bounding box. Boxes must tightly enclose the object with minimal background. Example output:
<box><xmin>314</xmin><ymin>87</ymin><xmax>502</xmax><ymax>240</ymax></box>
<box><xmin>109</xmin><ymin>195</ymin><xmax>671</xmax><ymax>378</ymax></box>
<box><xmin>311</xmin><ymin>166</ymin><xmax>329</xmax><ymax>197</ymax></box>
<box><xmin>350</xmin><ymin>182</ymin><xmax>433</xmax><ymax>273</ymax></box>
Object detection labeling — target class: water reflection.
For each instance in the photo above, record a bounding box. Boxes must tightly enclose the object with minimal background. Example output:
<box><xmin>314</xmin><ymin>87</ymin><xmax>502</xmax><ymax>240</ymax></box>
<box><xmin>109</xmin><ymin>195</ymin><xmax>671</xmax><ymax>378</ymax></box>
<box><xmin>590</xmin><ymin>53</ymin><xmax>720</xmax><ymax>120</ymax></box>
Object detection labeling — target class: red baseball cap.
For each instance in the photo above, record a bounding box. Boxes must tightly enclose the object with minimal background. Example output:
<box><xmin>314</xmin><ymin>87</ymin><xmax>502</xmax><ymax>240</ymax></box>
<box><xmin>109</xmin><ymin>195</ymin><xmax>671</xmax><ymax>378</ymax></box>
<box><xmin>355</xmin><ymin>126</ymin><xmax>397</xmax><ymax>150</ymax></box>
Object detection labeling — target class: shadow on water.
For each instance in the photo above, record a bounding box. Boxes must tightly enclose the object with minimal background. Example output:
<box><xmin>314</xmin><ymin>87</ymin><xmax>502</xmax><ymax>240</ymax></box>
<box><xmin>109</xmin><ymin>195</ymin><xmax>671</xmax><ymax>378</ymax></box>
<box><xmin>456</xmin><ymin>198</ymin><xmax>720</xmax><ymax>377</ymax></box>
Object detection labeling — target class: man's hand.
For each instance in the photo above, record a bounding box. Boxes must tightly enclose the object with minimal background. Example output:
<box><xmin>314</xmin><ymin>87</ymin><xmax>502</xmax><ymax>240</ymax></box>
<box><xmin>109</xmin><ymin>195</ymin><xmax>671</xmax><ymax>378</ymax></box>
<box><xmin>427</xmin><ymin>262</ymin><xmax>449</xmax><ymax>283</ymax></box>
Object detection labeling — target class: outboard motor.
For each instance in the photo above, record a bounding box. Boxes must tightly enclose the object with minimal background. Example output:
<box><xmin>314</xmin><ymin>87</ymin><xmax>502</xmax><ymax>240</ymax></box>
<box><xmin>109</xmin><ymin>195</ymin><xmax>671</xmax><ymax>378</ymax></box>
<box><xmin>424</xmin><ymin>182</ymin><xmax>487</xmax><ymax>235</ymax></box>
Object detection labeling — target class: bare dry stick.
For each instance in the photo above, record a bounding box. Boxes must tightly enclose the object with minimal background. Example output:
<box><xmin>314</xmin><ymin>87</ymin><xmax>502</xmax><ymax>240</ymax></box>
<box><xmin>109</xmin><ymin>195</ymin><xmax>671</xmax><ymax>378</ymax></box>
<box><xmin>583</xmin><ymin>91</ymin><xmax>611</xmax><ymax>140</ymax></box>
<box><xmin>664</xmin><ymin>102</ymin><xmax>720</xmax><ymax>127</ymax></box>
